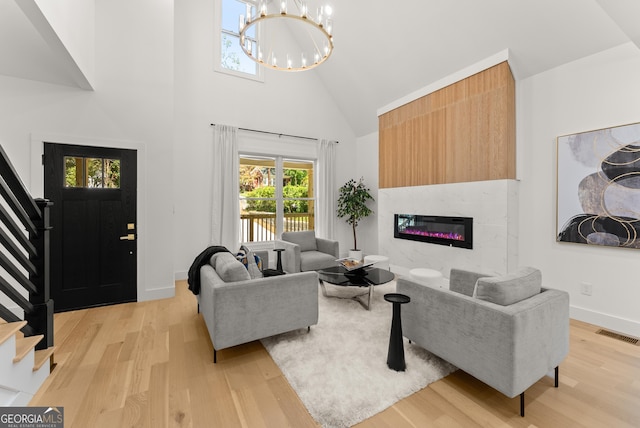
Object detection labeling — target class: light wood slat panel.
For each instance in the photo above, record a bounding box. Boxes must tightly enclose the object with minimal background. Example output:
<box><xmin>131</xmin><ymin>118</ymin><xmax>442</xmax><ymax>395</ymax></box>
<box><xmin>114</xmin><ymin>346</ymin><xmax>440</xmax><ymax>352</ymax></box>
<box><xmin>379</xmin><ymin>61</ymin><xmax>515</xmax><ymax>188</ymax></box>
<box><xmin>503</xmin><ymin>76</ymin><xmax>517</xmax><ymax>179</ymax></box>
<box><xmin>423</xmin><ymin>109</ymin><xmax>447</xmax><ymax>185</ymax></box>
<box><xmin>379</xmin><ymin>122</ymin><xmax>403</xmax><ymax>188</ymax></box>
<box><xmin>445</xmin><ymin>99</ymin><xmax>473</xmax><ymax>183</ymax></box>
<box><xmin>407</xmin><ymin>117</ymin><xmax>420</xmax><ymax>186</ymax></box>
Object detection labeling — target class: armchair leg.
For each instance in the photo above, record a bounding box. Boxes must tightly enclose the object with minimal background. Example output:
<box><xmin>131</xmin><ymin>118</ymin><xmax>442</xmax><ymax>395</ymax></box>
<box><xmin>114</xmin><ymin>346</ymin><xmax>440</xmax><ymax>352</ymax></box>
<box><xmin>214</xmin><ymin>349</ymin><xmax>217</xmax><ymax>364</ymax></box>
<box><xmin>307</xmin><ymin>326</ymin><xmax>311</xmax><ymax>333</ymax></box>
<box><xmin>518</xmin><ymin>368</ymin><xmax>556</xmax><ymax>417</ymax></box>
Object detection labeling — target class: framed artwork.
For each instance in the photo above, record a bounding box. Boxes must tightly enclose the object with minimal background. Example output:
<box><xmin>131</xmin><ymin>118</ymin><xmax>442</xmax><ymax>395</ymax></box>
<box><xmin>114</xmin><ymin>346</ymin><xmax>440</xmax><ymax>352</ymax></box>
<box><xmin>556</xmin><ymin>121</ymin><xmax>640</xmax><ymax>248</ymax></box>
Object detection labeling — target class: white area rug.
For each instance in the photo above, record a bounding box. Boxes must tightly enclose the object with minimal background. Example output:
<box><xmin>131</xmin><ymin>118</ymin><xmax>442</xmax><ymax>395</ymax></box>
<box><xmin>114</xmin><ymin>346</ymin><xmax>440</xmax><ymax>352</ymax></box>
<box><xmin>261</xmin><ymin>280</ymin><xmax>457</xmax><ymax>428</ymax></box>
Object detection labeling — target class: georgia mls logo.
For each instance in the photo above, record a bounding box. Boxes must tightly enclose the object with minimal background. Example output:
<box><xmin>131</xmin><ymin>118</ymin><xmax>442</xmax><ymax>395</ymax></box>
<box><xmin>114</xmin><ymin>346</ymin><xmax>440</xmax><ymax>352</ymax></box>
<box><xmin>0</xmin><ymin>406</ymin><xmax>64</xmax><ymax>428</ymax></box>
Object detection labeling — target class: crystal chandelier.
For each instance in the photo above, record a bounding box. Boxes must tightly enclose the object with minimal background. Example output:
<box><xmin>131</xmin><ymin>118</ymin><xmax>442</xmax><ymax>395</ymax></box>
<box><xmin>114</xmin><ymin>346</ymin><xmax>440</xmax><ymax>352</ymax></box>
<box><xmin>238</xmin><ymin>0</ymin><xmax>334</xmax><ymax>72</ymax></box>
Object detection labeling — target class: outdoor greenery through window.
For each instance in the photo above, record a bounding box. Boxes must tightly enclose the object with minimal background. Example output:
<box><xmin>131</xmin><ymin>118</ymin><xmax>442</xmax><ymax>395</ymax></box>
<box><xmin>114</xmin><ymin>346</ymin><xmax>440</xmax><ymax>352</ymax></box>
<box><xmin>220</xmin><ymin>0</ymin><xmax>259</xmax><ymax>76</ymax></box>
<box><xmin>64</xmin><ymin>157</ymin><xmax>121</xmax><ymax>189</ymax></box>
<box><xmin>239</xmin><ymin>156</ymin><xmax>315</xmax><ymax>242</ymax></box>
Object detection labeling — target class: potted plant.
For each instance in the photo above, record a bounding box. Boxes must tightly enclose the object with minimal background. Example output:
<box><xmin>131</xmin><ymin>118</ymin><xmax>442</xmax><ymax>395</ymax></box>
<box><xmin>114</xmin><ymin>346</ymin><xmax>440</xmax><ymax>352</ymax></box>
<box><xmin>337</xmin><ymin>178</ymin><xmax>374</xmax><ymax>261</ymax></box>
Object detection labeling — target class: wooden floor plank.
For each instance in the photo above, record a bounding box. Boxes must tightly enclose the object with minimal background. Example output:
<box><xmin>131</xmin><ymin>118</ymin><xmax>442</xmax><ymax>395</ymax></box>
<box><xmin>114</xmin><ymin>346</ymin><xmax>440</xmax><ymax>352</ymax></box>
<box><xmin>29</xmin><ymin>280</ymin><xmax>640</xmax><ymax>427</ymax></box>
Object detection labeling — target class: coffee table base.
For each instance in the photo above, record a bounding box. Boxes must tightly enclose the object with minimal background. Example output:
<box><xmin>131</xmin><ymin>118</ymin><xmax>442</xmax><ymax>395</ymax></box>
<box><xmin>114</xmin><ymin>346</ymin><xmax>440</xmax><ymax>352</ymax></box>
<box><xmin>319</xmin><ymin>280</ymin><xmax>374</xmax><ymax>310</ymax></box>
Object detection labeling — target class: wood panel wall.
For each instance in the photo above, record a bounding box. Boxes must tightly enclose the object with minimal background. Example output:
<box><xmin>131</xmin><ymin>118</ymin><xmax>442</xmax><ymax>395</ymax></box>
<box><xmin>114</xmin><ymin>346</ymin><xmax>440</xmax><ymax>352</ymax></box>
<box><xmin>379</xmin><ymin>61</ymin><xmax>515</xmax><ymax>188</ymax></box>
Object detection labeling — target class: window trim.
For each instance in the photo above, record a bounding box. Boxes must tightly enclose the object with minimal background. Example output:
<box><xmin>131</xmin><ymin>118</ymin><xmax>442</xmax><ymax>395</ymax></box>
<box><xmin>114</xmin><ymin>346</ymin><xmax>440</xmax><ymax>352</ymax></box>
<box><xmin>214</xmin><ymin>0</ymin><xmax>264</xmax><ymax>82</ymax></box>
<box><xmin>239</xmin><ymin>154</ymin><xmax>316</xmax><ymax>241</ymax></box>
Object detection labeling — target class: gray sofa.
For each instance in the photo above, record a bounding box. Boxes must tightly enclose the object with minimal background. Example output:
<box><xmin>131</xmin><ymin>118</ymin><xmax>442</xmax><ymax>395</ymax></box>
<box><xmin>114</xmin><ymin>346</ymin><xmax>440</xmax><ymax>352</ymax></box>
<box><xmin>198</xmin><ymin>251</ymin><xmax>319</xmax><ymax>362</ymax></box>
<box><xmin>277</xmin><ymin>230</ymin><xmax>339</xmax><ymax>272</ymax></box>
<box><xmin>397</xmin><ymin>267</ymin><xmax>570</xmax><ymax>416</ymax></box>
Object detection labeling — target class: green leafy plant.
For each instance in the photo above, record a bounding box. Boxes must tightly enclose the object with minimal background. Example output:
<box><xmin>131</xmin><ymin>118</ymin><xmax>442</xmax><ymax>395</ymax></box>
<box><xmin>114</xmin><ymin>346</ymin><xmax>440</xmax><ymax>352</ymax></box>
<box><xmin>337</xmin><ymin>178</ymin><xmax>374</xmax><ymax>251</ymax></box>
<box><xmin>243</xmin><ymin>185</ymin><xmax>309</xmax><ymax>213</ymax></box>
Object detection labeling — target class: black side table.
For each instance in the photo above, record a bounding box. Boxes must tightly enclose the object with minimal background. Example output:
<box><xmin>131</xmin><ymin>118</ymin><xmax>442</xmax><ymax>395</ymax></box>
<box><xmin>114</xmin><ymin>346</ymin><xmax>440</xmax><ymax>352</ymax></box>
<box><xmin>384</xmin><ymin>293</ymin><xmax>411</xmax><ymax>371</ymax></box>
<box><xmin>273</xmin><ymin>248</ymin><xmax>285</xmax><ymax>272</ymax></box>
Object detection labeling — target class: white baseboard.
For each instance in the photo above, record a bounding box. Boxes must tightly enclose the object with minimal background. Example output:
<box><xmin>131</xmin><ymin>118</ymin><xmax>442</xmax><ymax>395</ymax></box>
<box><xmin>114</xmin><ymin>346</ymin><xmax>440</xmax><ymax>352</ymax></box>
<box><xmin>1</xmin><ymin>388</ymin><xmax>35</xmax><ymax>407</ymax></box>
<box><xmin>138</xmin><ymin>286</ymin><xmax>175</xmax><ymax>302</ymax></box>
<box><xmin>0</xmin><ymin>386</ymin><xmax>18</xmax><ymax>406</ymax></box>
<box><xmin>174</xmin><ymin>271</ymin><xmax>188</xmax><ymax>281</ymax></box>
<box><xmin>570</xmin><ymin>305</ymin><xmax>640</xmax><ymax>337</ymax></box>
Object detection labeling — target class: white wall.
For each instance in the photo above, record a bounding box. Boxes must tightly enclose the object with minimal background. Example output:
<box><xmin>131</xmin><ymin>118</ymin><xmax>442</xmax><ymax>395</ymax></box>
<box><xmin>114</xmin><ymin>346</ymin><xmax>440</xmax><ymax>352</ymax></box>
<box><xmin>518</xmin><ymin>42</ymin><xmax>640</xmax><ymax>336</ymax></box>
<box><xmin>349</xmin><ymin>132</ymin><xmax>379</xmax><ymax>256</ymax></box>
<box><xmin>0</xmin><ymin>0</ymin><xmax>175</xmax><ymax>302</ymax></box>
<box><xmin>172</xmin><ymin>0</ymin><xmax>357</xmax><ymax>276</ymax></box>
<box><xmin>34</xmin><ymin>0</ymin><xmax>95</xmax><ymax>84</ymax></box>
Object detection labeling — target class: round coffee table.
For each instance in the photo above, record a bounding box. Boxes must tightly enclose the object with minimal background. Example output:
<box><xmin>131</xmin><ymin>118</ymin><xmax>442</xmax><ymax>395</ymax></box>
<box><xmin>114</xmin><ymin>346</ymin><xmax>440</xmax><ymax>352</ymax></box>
<box><xmin>317</xmin><ymin>266</ymin><xmax>395</xmax><ymax>310</ymax></box>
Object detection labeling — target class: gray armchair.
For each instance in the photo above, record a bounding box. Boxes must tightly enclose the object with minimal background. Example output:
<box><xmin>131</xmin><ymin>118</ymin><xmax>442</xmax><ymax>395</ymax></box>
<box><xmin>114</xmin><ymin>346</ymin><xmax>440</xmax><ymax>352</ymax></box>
<box><xmin>397</xmin><ymin>267</ymin><xmax>570</xmax><ymax>416</ymax></box>
<box><xmin>277</xmin><ymin>230</ymin><xmax>339</xmax><ymax>273</ymax></box>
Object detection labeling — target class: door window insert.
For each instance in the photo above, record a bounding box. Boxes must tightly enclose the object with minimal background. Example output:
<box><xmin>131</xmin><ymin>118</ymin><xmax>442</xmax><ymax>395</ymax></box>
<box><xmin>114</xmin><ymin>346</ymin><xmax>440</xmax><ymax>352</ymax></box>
<box><xmin>64</xmin><ymin>156</ymin><xmax>121</xmax><ymax>189</ymax></box>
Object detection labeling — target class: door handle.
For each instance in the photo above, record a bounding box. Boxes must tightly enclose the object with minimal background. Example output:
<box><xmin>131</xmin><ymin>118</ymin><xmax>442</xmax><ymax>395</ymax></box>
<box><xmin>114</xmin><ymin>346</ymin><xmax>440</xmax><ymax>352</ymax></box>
<box><xmin>120</xmin><ymin>234</ymin><xmax>135</xmax><ymax>241</ymax></box>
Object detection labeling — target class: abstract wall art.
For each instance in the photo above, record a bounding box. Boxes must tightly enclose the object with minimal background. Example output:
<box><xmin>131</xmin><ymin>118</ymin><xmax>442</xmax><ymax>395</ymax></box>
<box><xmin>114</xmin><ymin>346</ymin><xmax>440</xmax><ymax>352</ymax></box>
<box><xmin>557</xmin><ymin>121</ymin><xmax>640</xmax><ymax>248</ymax></box>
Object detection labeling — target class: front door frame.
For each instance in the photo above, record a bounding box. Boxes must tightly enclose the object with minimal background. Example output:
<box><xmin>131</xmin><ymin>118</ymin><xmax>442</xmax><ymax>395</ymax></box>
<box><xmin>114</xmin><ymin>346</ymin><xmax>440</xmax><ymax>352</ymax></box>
<box><xmin>30</xmin><ymin>133</ymin><xmax>148</xmax><ymax>302</ymax></box>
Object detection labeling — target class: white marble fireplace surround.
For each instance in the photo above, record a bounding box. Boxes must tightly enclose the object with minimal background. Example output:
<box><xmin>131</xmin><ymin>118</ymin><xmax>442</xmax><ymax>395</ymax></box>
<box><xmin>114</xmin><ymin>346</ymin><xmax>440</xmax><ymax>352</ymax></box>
<box><xmin>378</xmin><ymin>179</ymin><xmax>519</xmax><ymax>280</ymax></box>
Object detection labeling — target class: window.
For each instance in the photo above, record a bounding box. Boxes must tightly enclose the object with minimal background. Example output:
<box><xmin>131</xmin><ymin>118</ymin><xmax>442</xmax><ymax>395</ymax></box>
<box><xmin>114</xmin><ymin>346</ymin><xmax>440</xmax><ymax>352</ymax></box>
<box><xmin>217</xmin><ymin>0</ymin><xmax>263</xmax><ymax>81</ymax></box>
<box><xmin>64</xmin><ymin>157</ymin><xmax>121</xmax><ymax>189</ymax></box>
<box><xmin>239</xmin><ymin>155</ymin><xmax>315</xmax><ymax>242</ymax></box>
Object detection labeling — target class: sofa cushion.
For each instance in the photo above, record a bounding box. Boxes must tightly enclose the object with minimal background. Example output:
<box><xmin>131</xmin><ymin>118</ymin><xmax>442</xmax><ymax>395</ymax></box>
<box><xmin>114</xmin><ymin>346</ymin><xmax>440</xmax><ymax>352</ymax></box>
<box><xmin>300</xmin><ymin>251</ymin><xmax>338</xmax><ymax>271</ymax></box>
<box><xmin>282</xmin><ymin>230</ymin><xmax>317</xmax><ymax>252</ymax></box>
<box><xmin>215</xmin><ymin>252</ymin><xmax>251</xmax><ymax>282</ymax></box>
<box><xmin>474</xmin><ymin>267</ymin><xmax>542</xmax><ymax>306</ymax></box>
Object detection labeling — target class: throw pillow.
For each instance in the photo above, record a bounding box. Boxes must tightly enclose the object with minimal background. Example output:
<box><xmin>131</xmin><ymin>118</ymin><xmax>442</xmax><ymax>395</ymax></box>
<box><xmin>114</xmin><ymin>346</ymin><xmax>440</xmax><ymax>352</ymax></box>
<box><xmin>215</xmin><ymin>252</ymin><xmax>251</xmax><ymax>282</ymax></box>
<box><xmin>238</xmin><ymin>245</ymin><xmax>263</xmax><ymax>279</ymax></box>
<box><xmin>474</xmin><ymin>267</ymin><xmax>542</xmax><ymax>306</ymax></box>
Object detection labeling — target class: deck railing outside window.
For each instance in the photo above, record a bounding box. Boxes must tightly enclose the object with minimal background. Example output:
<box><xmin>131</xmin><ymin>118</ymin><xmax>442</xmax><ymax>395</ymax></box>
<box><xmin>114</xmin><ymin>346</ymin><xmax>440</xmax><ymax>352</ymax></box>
<box><xmin>240</xmin><ymin>212</ymin><xmax>313</xmax><ymax>242</ymax></box>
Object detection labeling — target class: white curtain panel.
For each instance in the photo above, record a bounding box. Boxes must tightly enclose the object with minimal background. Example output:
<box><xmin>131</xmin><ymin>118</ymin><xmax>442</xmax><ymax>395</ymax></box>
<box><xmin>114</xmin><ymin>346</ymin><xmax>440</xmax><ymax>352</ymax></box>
<box><xmin>316</xmin><ymin>139</ymin><xmax>336</xmax><ymax>239</ymax></box>
<box><xmin>211</xmin><ymin>124</ymin><xmax>240</xmax><ymax>251</ymax></box>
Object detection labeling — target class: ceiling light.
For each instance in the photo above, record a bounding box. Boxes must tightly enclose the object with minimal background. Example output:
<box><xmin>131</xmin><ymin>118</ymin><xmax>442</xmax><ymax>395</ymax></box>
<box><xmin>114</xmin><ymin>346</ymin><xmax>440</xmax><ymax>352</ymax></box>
<box><xmin>239</xmin><ymin>0</ymin><xmax>334</xmax><ymax>72</ymax></box>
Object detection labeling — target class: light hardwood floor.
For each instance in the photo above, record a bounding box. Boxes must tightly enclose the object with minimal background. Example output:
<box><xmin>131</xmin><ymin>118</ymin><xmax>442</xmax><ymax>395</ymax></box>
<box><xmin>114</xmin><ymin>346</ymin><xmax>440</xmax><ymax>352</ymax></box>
<box><xmin>30</xmin><ymin>280</ymin><xmax>640</xmax><ymax>427</ymax></box>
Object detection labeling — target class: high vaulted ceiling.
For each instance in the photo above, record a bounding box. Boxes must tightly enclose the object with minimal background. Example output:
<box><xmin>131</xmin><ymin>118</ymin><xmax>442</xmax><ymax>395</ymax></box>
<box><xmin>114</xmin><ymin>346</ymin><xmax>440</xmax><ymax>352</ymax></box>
<box><xmin>1</xmin><ymin>0</ymin><xmax>639</xmax><ymax>137</ymax></box>
<box><xmin>315</xmin><ymin>0</ymin><xmax>640</xmax><ymax>136</ymax></box>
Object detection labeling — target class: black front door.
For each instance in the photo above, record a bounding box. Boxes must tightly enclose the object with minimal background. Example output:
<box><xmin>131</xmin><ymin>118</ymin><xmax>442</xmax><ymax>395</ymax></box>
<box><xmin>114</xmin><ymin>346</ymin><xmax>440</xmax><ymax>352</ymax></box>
<box><xmin>44</xmin><ymin>143</ymin><xmax>137</xmax><ymax>312</ymax></box>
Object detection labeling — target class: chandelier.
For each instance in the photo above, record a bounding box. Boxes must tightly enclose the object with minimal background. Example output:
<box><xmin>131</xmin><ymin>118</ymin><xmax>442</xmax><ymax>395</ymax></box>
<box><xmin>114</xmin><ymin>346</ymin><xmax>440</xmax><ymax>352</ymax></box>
<box><xmin>238</xmin><ymin>0</ymin><xmax>334</xmax><ymax>72</ymax></box>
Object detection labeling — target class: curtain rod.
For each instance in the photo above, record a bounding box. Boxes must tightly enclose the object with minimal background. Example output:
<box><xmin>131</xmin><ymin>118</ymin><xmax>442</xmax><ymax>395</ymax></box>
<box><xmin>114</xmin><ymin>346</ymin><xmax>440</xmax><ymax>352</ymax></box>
<box><xmin>210</xmin><ymin>123</ymin><xmax>339</xmax><ymax>144</ymax></box>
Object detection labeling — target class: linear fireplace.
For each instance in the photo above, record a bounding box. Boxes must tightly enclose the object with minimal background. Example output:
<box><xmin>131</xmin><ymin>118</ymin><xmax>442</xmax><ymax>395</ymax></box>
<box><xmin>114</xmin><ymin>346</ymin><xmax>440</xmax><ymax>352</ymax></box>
<box><xmin>394</xmin><ymin>214</ymin><xmax>473</xmax><ymax>249</ymax></box>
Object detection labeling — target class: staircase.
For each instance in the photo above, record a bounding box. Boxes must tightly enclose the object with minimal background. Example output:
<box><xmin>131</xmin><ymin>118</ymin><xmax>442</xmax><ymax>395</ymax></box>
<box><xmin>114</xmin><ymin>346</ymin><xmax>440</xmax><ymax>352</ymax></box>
<box><xmin>0</xmin><ymin>320</ymin><xmax>55</xmax><ymax>406</ymax></box>
<box><xmin>0</xmin><ymin>143</ymin><xmax>55</xmax><ymax>407</ymax></box>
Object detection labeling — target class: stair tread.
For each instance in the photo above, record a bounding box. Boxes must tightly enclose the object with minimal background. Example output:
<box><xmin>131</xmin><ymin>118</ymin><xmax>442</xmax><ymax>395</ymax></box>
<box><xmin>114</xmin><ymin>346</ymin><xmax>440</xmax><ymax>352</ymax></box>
<box><xmin>0</xmin><ymin>321</ymin><xmax>27</xmax><ymax>346</ymax></box>
<box><xmin>13</xmin><ymin>335</ymin><xmax>44</xmax><ymax>363</ymax></box>
<box><xmin>33</xmin><ymin>347</ymin><xmax>56</xmax><ymax>371</ymax></box>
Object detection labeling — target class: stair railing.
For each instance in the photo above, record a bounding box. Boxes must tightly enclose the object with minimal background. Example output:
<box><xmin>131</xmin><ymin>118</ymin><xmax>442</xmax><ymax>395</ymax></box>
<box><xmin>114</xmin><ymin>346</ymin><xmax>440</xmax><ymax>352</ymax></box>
<box><xmin>0</xmin><ymin>144</ymin><xmax>53</xmax><ymax>350</ymax></box>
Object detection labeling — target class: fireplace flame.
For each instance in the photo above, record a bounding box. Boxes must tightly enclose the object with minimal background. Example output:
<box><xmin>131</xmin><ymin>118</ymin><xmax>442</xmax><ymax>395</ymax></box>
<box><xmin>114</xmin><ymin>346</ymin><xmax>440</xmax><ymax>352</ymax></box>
<box><xmin>400</xmin><ymin>228</ymin><xmax>464</xmax><ymax>241</ymax></box>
